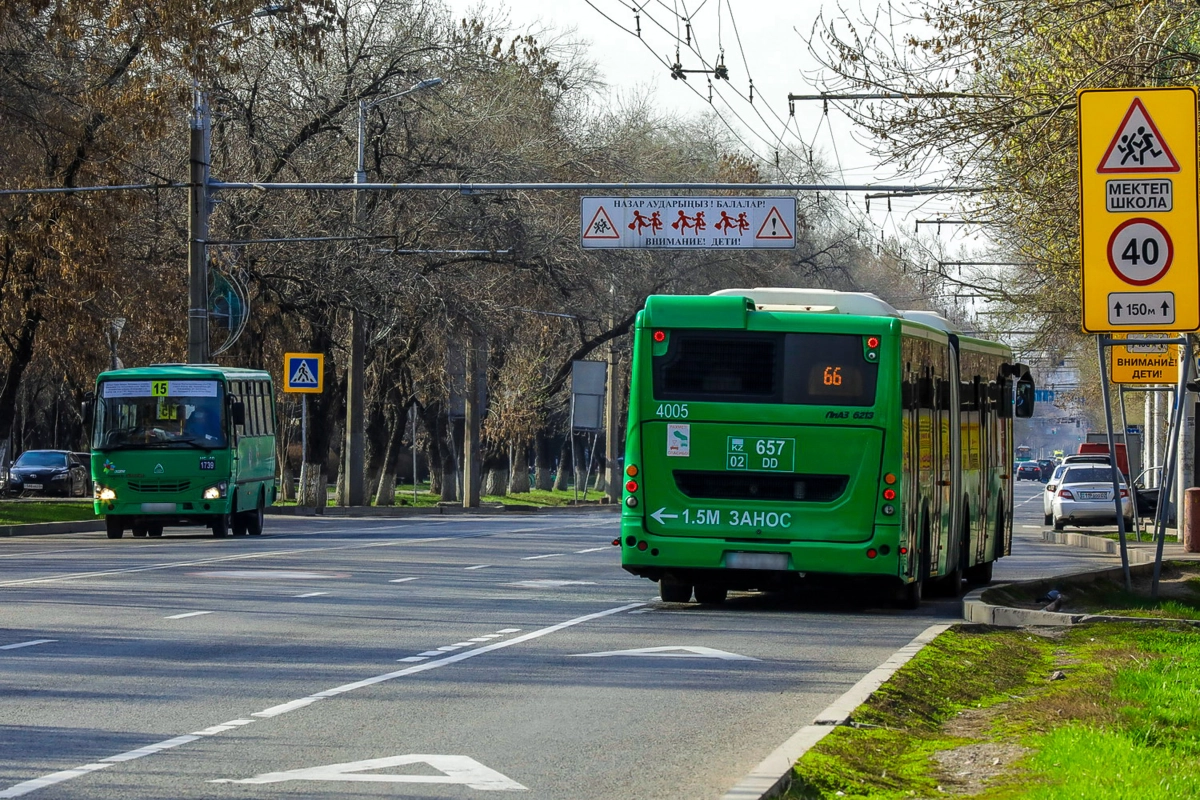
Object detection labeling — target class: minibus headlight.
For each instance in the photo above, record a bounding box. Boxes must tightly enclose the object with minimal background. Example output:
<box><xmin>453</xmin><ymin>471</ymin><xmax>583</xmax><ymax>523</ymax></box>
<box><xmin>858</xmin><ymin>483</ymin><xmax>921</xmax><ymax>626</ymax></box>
<box><xmin>203</xmin><ymin>481</ymin><xmax>228</xmax><ymax>500</ymax></box>
<box><xmin>95</xmin><ymin>483</ymin><xmax>116</xmax><ymax>501</ymax></box>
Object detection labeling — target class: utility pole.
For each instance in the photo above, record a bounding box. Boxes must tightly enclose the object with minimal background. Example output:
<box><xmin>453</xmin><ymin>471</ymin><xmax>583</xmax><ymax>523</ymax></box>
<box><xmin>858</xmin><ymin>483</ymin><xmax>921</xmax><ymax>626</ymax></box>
<box><xmin>187</xmin><ymin>89</ymin><xmax>211</xmax><ymax>364</ymax></box>
<box><xmin>463</xmin><ymin>328</ymin><xmax>482</xmax><ymax>508</ymax></box>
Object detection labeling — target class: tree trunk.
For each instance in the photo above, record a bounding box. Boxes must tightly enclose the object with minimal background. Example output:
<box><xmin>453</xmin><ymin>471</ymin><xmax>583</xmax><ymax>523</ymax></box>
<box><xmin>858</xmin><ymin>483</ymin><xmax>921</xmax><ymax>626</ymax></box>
<box><xmin>373</xmin><ymin>408</ymin><xmax>405</xmax><ymax>506</ymax></box>
<box><xmin>439</xmin><ymin>412</ymin><xmax>459</xmax><ymax>501</ymax></box>
<box><xmin>534</xmin><ymin>429</ymin><xmax>553</xmax><ymax>490</ymax></box>
<box><xmin>481</xmin><ymin>445</ymin><xmax>508</xmax><ymax>497</ymax></box>
<box><xmin>278</xmin><ymin>462</ymin><xmax>293</xmax><ymax>501</ymax></box>
<box><xmin>552</xmin><ymin>435</ymin><xmax>572</xmax><ymax>491</ymax></box>
<box><xmin>0</xmin><ymin>304</ymin><xmax>42</xmax><ymax>446</ymax></box>
<box><xmin>298</xmin><ymin>464</ymin><xmax>327</xmax><ymax>510</ymax></box>
<box><xmin>509</xmin><ymin>443</ymin><xmax>530</xmax><ymax>494</ymax></box>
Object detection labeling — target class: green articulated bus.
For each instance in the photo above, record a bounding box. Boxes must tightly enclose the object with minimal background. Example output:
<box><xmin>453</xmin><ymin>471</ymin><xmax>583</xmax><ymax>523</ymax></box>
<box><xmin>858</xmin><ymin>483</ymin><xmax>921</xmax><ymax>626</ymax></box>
<box><xmin>620</xmin><ymin>288</ymin><xmax>1035</xmax><ymax>607</ymax></box>
<box><xmin>87</xmin><ymin>365</ymin><xmax>278</xmax><ymax>539</ymax></box>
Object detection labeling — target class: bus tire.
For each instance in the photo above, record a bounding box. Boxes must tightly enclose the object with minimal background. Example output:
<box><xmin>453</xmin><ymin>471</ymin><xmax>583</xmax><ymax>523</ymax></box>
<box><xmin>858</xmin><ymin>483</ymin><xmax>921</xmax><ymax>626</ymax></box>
<box><xmin>105</xmin><ymin>518</ymin><xmax>124</xmax><ymax>539</ymax></box>
<box><xmin>897</xmin><ymin>576</ymin><xmax>922</xmax><ymax>609</ymax></box>
<box><xmin>148</xmin><ymin>526</ymin><xmax>163</xmax><ymax>538</ymax></box>
<box><xmin>965</xmin><ymin>560</ymin><xmax>993</xmax><ymax>586</ymax></box>
<box><xmin>211</xmin><ymin>514</ymin><xmax>230</xmax><ymax>538</ymax></box>
<box><xmin>694</xmin><ymin>584</ymin><xmax>727</xmax><ymax>605</ymax></box>
<box><xmin>246</xmin><ymin>491</ymin><xmax>265</xmax><ymax>536</ymax></box>
<box><xmin>659</xmin><ymin>577</ymin><xmax>692</xmax><ymax>603</ymax></box>
<box><xmin>131</xmin><ymin>526</ymin><xmax>147</xmax><ymax>538</ymax></box>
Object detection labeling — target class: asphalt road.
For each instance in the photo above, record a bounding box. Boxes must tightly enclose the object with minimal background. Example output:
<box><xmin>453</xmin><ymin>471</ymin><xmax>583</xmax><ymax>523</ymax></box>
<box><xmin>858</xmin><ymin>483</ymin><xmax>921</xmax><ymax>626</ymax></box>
<box><xmin>0</xmin><ymin>492</ymin><xmax>1119</xmax><ymax>800</ymax></box>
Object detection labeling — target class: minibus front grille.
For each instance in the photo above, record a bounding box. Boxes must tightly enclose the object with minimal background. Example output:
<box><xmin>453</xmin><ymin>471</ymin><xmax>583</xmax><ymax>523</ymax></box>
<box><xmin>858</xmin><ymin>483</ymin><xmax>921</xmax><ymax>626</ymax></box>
<box><xmin>673</xmin><ymin>471</ymin><xmax>848</xmax><ymax>502</ymax></box>
<box><xmin>128</xmin><ymin>480</ymin><xmax>192</xmax><ymax>493</ymax></box>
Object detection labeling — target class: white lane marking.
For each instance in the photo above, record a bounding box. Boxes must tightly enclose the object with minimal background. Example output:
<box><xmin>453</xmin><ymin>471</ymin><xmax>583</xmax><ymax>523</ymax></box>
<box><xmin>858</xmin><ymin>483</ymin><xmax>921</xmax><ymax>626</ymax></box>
<box><xmin>450</xmin><ymin>642</ymin><xmax>475</xmax><ymax>647</ymax></box>
<box><xmin>1017</xmin><ymin>493</ymin><xmax>1043</xmax><ymax>507</ymax></box>
<box><xmin>436</xmin><ymin>645</ymin><xmax>463</xmax><ymax>652</ymax></box>
<box><xmin>572</xmin><ymin>645</ymin><xmax>758</xmax><ymax>661</ymax></box>
<box><xmin>506</xmin><ymin>580</ymin><xmax>596</xmax><ymax>588</ymax></box>
<box><xmin>464</xmin><ymin>565</ymin><xmax>491</xmax><ymax>570</ymax></box>
<box><xmin>294</xmin><ymin>592</ymin><xmax>329</xmax><ymax>598</ymax></box>
<box><xmin>1020</xmin><ymin>525</ymin><xmax>1041</xmax><ymax>530</ymax></box>
<box><xmin>418</xmin><ymin>650</ymin><xmax>444</xmax><ymax>657</ymax></box>
<box><xmin>192</xmin><ymin>720</ymin><xmax>255</xmax><ymax>736</ymax></box>
<box><xmin>0</xmin><ymin>536</ymin><xmax>453</xmax><ymax>588</ymax></box>
<box><xmin>397</xmin><ymin>656</ymin><xmax>428</xmax><ymax>663</ymax></box>
<box><xmin>521</xmin><ymin>553</ymin><xmax>564</xmax><ymax>560</ymax></box>
<box><xmin>0</xmin><ymin>640</ymin><xmax>56</xmax><ymax>650</ymax></box>
<box><xmin>0</xmin><ymin>602</ymin><xmax>640</xmax><ymax>798</ymax></box>
<box><xmin>468</xmin><ymin>636</ymin><xmax>500</xmax><ymax>642</ymax></box>
<box><xmin>101</xmin><ymin>735</ymin><xmax>201</xmax><ymax>763</ymax></box>
<box><xmin>211</xmin><ymin>754</ymin><xmax>527</xmax><ymax>790</ymax></box>
<box><xmin>389</xmin><ymin>577</ymin><xmax>419</xmax><ymax>583</ymax></box>
<box><xmin>628</xmin><ymin>608</ymin><xmax>654</xmax><ymax>615</ymax></box>
<box><xmin>575</xmin><ymin>547</ymin><xmax>608</xmax><ymax>553</ymax></box>
<box><xmin>0</xmin><ymin>764</ymin><xmax>113</xmax><ymax>798</ymax></box>
<box><xmin>164</xmin><ymin>611</ymin><xmax>213</xmax><ymax>620</ymax></box>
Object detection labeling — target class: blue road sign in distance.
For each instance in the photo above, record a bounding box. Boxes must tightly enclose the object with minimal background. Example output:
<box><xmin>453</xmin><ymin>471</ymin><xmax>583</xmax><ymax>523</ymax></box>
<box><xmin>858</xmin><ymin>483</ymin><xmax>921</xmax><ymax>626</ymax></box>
<box><xmin>284</xmin><ymin>353</ymin><xmax>323</xmax><ymax>393</ymax></box>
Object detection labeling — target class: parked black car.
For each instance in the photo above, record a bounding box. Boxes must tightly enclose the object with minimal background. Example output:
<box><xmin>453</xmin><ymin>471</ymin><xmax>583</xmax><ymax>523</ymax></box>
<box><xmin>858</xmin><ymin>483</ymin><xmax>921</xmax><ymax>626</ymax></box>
<box><xmin>6</xmin><ymin>450</ymin><xmax>89</xmax><ymax>498</ymax></box>
<box><xmin>1016</xmin><ymin>462</ymin><xmax>1042</xmax><ymax>481</ymax></box>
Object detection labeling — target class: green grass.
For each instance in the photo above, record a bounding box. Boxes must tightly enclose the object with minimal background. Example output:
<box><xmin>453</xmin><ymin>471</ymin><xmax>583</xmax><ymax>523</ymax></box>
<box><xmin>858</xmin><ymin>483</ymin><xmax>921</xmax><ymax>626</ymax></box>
<box><xmin>0</xmin><ymin>501</ymin><xmax>96</xmax><ymax>525</ymax></box>
<box><xmin>785</xmin><ymin>623</ymin><xmax>1200</xmax><ymax>800</ymax></box>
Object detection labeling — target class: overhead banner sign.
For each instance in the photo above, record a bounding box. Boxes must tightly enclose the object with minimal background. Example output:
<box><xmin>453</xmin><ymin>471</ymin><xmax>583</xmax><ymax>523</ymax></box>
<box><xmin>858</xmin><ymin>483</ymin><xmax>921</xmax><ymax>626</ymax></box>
<box><xmin>1109</xmin><ymin>333</ymin><xmax>1180</xmax><ymax>384</ymax></box>
<box><xmin>1078</xmin><ymin>87</ymin><xmax>1199</xmax><ymax>332</ymax></box>
<box><xmin>581</xmin><ymin>196</ymin><xmax>796</xmax><ymax>249</ymax></box>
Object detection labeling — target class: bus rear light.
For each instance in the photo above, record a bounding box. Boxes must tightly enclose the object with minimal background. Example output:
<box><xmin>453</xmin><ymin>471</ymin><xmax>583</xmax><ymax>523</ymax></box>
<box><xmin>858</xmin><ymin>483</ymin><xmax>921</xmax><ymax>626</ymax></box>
<box><xmin>612</xmin><ymin>538</ymin><xmax>621</xmax><ymax>546</ymax></box>
<box><xmin>625</xmin><ymin>480</ymin><xmax>638</xmax><ymax>493</ymax></box>
<box><xmin>866</xmin><ymin>548</ymin><xmax>877</xmax><ymax>559</ymax></box>
<box><xmin>899</xmin><ymin>546</ymin><xmax>908</xmax><ymax>555</ymax></box>
<box><xmin>625</xmin><ymin>496</ymin><xmax>639</xmax><ymax>508</ymax></box>
<box><xmin>884</xmin><ymin>473</ymin><xmax>897</xmax><ymax>485</ymax></box>
<box><xmin>883</xmin><ymin>488</ymin><xmax>896</xmax><ymax>500</ymax></box>
<box><xmin>626</xmin><ymin>464</ymin><xmax>638</xmax><ymax>477</ymax></box>
<box><xmin>637</xmin><ymin>540</ymin><xmax>648</xmax><ymax>551</ymax></box>
<box><xmin>867</xmin><ymin>336</ymin><xmax>880</xmax><ymax>348</ymax></box>
<box><xmin>653</xmin><ymin>330</ymin><xmax>666</xmax><ymax>342</ymax></box>
<box><xmin>864</xmin><ymin>335</ymin><xmax>881</xmax><ymax>362</ymax></box>
<box><xmin>882</xmin><ymin>504</ymin><xmax>895</xmax><ymax>516</ymax></box>
<box><xmin>1058</xmin><ymin>489</ymin><xmax>1074</xmax><ymax>500</ymax></box>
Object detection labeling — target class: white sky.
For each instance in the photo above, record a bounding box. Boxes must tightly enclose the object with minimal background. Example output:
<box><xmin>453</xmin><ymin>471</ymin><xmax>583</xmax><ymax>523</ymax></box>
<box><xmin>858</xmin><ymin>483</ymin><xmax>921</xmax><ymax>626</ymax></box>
<box><xmin>447</xmin><ymin>0</ymin><xmax>979</xmax><ymax>244</ymax></box>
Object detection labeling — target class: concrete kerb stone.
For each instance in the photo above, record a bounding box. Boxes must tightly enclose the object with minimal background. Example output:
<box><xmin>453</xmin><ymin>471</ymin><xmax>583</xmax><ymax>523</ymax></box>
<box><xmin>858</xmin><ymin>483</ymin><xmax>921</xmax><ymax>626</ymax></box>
<box><xmin>0</xmin><ymin>520</ymin><xmax>105</xmax><ymax>537</ymax></box>
<box><xmin>721</xmin><ymin>623</ymin><xmax>953</xmax><ymax>800</ymax></box>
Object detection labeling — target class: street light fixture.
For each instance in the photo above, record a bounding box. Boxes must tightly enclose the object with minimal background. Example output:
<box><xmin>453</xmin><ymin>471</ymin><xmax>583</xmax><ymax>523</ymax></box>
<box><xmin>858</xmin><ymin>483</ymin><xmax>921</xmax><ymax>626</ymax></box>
<box><xmin>345</xmin><ymin>76</ymin><xmax>443</xmax><ymax>507</ymax></box>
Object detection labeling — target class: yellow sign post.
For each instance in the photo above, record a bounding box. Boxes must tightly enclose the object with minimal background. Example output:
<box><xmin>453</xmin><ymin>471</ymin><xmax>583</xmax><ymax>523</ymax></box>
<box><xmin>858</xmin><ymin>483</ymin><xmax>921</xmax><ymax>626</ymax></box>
<box><xmin>1079</xmin><ymin>87</ymin><xmax>1199</xmax><ymax>332</ymax></box>
<box><xmin>1109</xmin><ymin>333</ymin><xmax>1180</xmax><ymax>383</ymax></box>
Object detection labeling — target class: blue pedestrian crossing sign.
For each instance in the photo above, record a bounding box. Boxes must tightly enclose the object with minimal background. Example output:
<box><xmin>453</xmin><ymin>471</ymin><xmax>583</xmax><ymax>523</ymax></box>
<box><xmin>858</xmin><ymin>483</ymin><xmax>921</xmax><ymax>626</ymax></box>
<box><xmin>284</xmin><ymin>353</ymin><xmax>324</xmax><ymax>393</ymax></box>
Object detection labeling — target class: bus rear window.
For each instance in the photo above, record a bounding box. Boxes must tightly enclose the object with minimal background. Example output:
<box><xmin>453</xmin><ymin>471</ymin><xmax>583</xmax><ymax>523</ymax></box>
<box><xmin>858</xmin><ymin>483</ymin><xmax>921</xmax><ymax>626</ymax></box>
<box><xmin>653</xmin><ymin>331</ymin><xmax>878</xmax><ymax>406</ymax></box>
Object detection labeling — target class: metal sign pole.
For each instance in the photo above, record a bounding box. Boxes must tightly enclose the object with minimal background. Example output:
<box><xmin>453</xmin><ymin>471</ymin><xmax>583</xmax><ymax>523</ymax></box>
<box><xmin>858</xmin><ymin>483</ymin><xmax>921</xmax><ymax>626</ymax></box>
<box><xmin>1098</xmin><ymin>336</ymin><xmax>1133</xmax><ymax>591</ymax></box>
<box><xmin>1152</xmin><ymin>337</ymin><xmax>1193</xmax><ymax>598</ymax></box>
<box><xmin>1117</xmin><ymin>386</ymin><xmax>1141</xmax><ymax>542</ymax></box>
<box><xmin>299</xmin><ymin>396</ymin><xmax>308</xmax><ymax>505</ymax></box>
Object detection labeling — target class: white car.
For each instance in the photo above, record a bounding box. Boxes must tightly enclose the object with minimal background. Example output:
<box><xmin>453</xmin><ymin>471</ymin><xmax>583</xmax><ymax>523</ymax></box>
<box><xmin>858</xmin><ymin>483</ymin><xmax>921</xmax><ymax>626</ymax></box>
<box><xmin>1042</xmin><ymin>464</ymin><xmax>1068</xmax><ymax>525</ymax></box>
<box><xmin>1051</xmin><ymin>465</ymin><xmax>1134</xmax><ymax>531</ymax></box>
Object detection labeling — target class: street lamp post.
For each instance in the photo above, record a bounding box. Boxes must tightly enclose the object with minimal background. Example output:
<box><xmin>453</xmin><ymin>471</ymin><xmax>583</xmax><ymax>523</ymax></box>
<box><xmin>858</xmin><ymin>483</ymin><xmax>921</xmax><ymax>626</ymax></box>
<box><xmin>345</xmin><ymin>77</ymin><xmax>442</xmax><ymax>507</ymax></box>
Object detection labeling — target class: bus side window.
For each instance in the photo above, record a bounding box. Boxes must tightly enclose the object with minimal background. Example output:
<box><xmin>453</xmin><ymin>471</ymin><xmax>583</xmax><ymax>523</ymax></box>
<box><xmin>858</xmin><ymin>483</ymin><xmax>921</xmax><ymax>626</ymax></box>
<box><xmin>252</xmin><ymin>382</ymin><xmax>267</xmax><ymax>436</ymax></box>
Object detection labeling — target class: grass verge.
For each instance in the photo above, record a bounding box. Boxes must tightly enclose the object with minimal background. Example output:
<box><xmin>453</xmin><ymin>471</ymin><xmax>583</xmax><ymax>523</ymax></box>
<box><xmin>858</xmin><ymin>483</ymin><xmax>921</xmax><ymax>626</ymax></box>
<box><xmin>785</xmin><ymin>622</ymin><xmax>1200</xmax><ymax>799</ymax></box>
<box><xmin>0</xmin><ymin>501</ymin><xmax>97</xmax><ymax>525</ymax></box>
<box><xmin>274</xmin><ymin>485</ymin><xmax>608</xmax><ymax>508</ymax></box>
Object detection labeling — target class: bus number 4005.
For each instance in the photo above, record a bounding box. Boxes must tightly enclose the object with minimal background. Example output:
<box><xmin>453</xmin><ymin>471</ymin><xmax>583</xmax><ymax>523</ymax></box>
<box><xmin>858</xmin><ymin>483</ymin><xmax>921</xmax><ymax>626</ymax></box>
<box><xmin>656</xmin><ymin>403</ymin><xmax>689</xmax><ymax>419</ymax></box>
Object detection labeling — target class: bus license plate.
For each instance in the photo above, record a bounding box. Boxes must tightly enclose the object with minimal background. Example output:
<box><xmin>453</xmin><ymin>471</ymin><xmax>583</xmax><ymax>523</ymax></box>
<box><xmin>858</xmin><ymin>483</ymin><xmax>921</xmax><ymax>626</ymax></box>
<box><xmin>141</xmin><ymin>503</ymin><xmax>177</xmax><ymax>513</ymax></box>
<box><xmin>726</xmin><ymin>552</ymin><xmax>788</xmax><ymax>571</ymax></box>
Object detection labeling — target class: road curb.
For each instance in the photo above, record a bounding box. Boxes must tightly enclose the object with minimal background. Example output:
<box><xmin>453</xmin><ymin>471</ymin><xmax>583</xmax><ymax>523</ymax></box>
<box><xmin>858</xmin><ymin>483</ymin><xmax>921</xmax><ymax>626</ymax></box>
<box><xmin>721</xmin><ymin>623</ymin><xmax>953</xmax><ymax>800</ymax></box>
<box><xmin>0</xmin><ymin>520</ymin><xmax>105</xmax><ymax>537</ymax></box>
<box><xmin>1041</xmin><ymin>530</ymin><xmax>1162</xmax><ymax>562</ymax></box>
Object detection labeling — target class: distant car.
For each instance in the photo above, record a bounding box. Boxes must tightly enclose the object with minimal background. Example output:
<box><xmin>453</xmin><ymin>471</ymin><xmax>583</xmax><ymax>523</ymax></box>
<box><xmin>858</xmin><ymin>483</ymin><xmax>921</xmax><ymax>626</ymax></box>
<box><xmin>1036</xmin><ymin>459</ymin><xmax>1056</xmax><ymax>482</ymax></box>
<box><xmin>1043</xmin><ymin>464</ymin><xmax>1068</xmax><ymax>524</ymax></box>
<box><xmin>1062</xmin><ymin>453</ymin><xmax>1111</xmax><ymax>466</ymax></box>
<box><xmin>6</xmin><ymin>450</ymin><xmax>89</xmax><ymax>498</ymax></box>
<box><xmin>1051</xmin><ymin>465</ymin><xmax>1133</xmax><ymax>531</ymax></box>
<box><xmin>1016</xmin><ymin>462</ymin><xmax>1042</xmax><ymax>481</ymax></box>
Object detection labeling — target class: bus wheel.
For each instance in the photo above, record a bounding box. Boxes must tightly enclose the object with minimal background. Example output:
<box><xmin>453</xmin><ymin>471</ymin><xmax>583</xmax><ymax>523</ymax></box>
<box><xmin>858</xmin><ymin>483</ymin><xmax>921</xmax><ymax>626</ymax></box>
<box><xmin>246</xmin><ymin>492</ymin><xmax>265</xmax><ymax>536</ymax></box>
<box><xmin>965</xmin><ymin>560</ymin><xmax>993</xmax><ymax>586</ymax></box>
<box><xmin>131</xmin><ymin>526</ymin><xmax>147</xmax><ymax>538</ymax></box>
<box><xmin>694</xmin><ymin>584</ymin><xmax>728</xmax><ymax>605</ymax></box>
<box><xmin>897</xmin><ymin>577</ymin><xmax>922</xmax><ymax>609</ymax></box>
<box><xmin>211</xmin><ymin>514</ymin><xmax>230</xmax><ymax>538</ymax></box>
<box><xmin>105</xmin><ymin>518</ymin><xmax>124</xmax><ymax>539</ymax></box>
<box><xmin>659</xmin><ymin>577</ymin><xmax>692</xmax><ymax>603</ymax></box>
<box><xmin>148</xmin><ymin>526</ymin><xmax>163</xmax><ymax>538</ymax></box>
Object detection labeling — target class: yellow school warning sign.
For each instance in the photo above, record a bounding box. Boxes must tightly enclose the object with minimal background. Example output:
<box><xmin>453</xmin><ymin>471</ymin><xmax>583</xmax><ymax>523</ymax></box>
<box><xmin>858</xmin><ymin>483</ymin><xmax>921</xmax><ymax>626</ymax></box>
<box><xmin>1109</xmin><ymin>334</ymin><xmax>1180</xmax><ymax>384</ymax></box>
<box><xmin>1078</xmin><ymin>87</ymin><xmax>1199</xmax><ymax>333</ymax></box>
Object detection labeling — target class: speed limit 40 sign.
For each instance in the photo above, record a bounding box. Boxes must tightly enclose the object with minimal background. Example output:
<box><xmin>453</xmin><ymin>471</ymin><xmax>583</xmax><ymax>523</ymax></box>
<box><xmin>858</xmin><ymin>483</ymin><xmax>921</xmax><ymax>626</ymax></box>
<box><xmin>1079</xmin><ymin>87</ymin><xmax>1199</xmax><ymax>332</ymax></box>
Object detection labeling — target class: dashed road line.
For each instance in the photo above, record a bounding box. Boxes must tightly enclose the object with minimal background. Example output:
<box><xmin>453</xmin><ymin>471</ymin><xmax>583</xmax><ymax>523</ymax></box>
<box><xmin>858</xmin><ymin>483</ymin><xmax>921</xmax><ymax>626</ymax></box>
<box><xmin>0</xmin><ymin>639</ymin><xmax>56</xmax><ymax>650</ymax></box>
<box><xmin>464</xmin><ymin>564</ymin><xmax>491</xmax><ymax>570</ymax></box>
<box><xmin>388</xmin><ymin>577</ymin><xmax>419</xmax><ymax>583</ymax></box>
<box><xmin>521</xmin><ymin>553</ymin><xmax>564</xmax><ymax>560</ymax></box>
<box><xmin>164</xmin><ymin>611</ymin><xmax>213</xmax><ymax>620</ymax></box>
<box><xmin>294</xmin><ymin>592</ymin><xmax>329</xmax><ymax>598</ymax></box>
<box><xmin>575</xmin><ymin>547</ymin><xmax>609</xmax><ymax>553</ymax></box>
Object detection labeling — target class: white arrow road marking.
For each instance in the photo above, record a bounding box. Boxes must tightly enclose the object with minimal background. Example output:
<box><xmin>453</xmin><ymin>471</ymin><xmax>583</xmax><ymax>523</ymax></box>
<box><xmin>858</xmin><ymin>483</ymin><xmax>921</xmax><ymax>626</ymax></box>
<box><xmin>571</xmin><ymin>646</ymin><xmax>758</xmax><ymax>661</ymax></box>
<box><xmin>211</xmin><ymin>754</ymin><xmax>527</xmax><ymax>790</ymax></box>
<box><xmin>650</xmin><ymin>507</ymin><xmax>678</xmax><ymax>524</ymax></box>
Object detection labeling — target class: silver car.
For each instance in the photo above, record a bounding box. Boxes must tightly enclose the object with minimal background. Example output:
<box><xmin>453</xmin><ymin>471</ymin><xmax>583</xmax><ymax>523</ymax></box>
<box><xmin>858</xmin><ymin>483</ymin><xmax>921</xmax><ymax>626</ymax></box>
<box><xmin>1042</xmin><ymin>464</ymin><xmax>1068</xmax><ymax>525</ymax></box>
<box><xmin>1051</xmin><ymin>465</ymin><xmax>1133</xmax><ymax>531</ymax></box>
